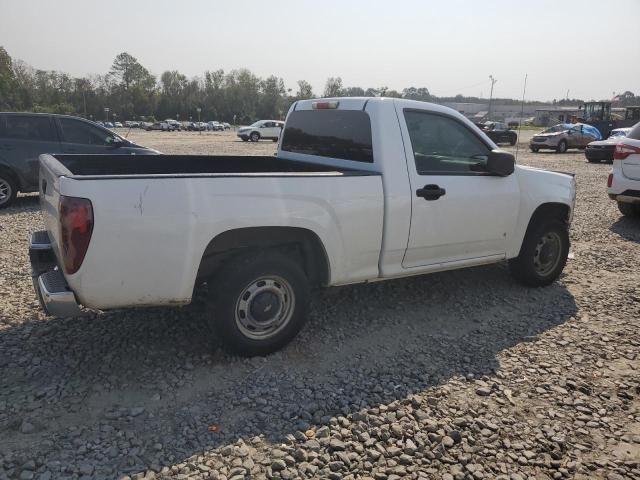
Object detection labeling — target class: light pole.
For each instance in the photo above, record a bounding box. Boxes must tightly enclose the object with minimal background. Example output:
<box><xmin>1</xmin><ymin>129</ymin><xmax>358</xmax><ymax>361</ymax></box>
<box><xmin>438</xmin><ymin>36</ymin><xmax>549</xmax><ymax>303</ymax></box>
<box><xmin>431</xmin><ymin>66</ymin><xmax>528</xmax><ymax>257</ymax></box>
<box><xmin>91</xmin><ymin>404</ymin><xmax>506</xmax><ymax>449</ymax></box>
<box><xmin>197</xmin><ymin>107</ymin><xmax>202</xmax><ymax>135</ymax></box>
<box><xmin>488</xmin><ymin>75</ymin><xmax>497</xmax><ymax>121</ymax></box>
<box><xmin>104</xmin><ymin>107</ymin><xmax>110</xmax><ymax>123</ymax></box>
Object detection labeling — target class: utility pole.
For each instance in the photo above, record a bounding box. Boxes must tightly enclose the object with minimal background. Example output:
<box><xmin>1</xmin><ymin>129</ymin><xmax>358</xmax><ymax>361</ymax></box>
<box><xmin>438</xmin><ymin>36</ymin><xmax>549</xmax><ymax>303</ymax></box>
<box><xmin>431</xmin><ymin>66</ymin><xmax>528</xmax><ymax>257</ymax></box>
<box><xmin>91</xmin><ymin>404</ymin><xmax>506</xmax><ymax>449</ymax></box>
<box><xmin>488</xmin><ymin>75</ymin><xmax>497</xmax><ymax>121</ymax></box>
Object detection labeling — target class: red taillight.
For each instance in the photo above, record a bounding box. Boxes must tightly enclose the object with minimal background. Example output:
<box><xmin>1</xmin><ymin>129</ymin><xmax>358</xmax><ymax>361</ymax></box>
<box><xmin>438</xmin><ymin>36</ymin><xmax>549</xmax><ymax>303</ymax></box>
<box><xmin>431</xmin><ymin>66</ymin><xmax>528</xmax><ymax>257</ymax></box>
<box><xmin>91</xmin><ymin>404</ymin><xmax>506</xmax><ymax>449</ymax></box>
<box><xmin>607</xmin><ymin>173</ymin><xmax>613</xmax><ymax>188</ymax></box>
<box><xmin>59</xmin><ymin>196</ymin><xmax>93</xmax><ymax>274</ymax></box>
<box><xmin>614</xmin><ymin>143</ymin><xmax>640</xmax><ymax>160</ymax></box>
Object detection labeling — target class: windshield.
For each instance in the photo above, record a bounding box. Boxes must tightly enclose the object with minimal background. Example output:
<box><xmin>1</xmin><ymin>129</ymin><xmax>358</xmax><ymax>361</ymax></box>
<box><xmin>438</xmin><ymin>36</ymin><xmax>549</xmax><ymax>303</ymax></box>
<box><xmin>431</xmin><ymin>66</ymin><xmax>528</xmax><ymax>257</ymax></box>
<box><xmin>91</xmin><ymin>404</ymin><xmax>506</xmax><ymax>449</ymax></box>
<box><xmin>250</xmin><ymin>121</ymin><xmax>263</xmax><ymax>127</ymax></box>
<box><xmin>609</xmin><ymin>129</ymin><xmax>628</xmax><ymax>138</ymax></box>
<box><xmin>542</xmin><ymin>125</ymin><xmax>566</xmax><ymax>133</ymax></box>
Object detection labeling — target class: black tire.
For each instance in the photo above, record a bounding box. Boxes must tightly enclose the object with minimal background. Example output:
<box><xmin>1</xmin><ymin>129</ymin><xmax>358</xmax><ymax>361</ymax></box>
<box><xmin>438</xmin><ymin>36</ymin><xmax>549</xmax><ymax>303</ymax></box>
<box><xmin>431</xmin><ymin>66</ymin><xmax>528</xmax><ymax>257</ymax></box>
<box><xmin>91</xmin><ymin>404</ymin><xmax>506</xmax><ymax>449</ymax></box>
<box><xmin>618</xmin><ymin>202</ymin><xmax>640</xmax><ymax>218</ymax></box>
<box><xmin>0</xmin><ymin>171</ymin><xmax>18</xmax><ymax>209</ymax></box>
<box><xmin>530</xmin><ymin>146</ymin><xmax>539</xmax><ymax>153</ymax></box>
<box><xmin>272</xmin><ymin>138</ymin><xmax>278</xmax><ymax>143</ymax></box>
<box><xmin>556</xmin><ymin>140</ymin><xmax>568</xmax><ymax>153</ymax></box>
<box><xmin>207</xmin><ymin>251</ymin><xmax>310</xmax><ymax>356</ymax></box>
<box><xmin>509</xmin><ymin>220</ymin><xmax>569</xmax><ymax>287</ymax></box>
<box><xmin>509</xmin><ymin>134</ymin><xmax>517</xmax><ymax>146</ymax></box>
<box><xmin>250</xmin><ymin>131</ymin><xmax>260</xmax><ymax>142</ymax></box>
<box><xmin>586</xmin><ymin>157</ymin><xmax>599</xmax><ymax>163</ymax></box>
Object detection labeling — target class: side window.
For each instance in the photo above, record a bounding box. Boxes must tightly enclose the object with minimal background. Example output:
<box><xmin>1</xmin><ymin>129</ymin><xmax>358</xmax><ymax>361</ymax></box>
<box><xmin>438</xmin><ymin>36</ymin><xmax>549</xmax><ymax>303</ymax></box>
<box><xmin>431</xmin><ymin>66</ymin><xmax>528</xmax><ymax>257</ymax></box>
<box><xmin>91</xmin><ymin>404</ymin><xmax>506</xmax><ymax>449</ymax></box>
<box><xmin>60</xmin><ymin>118</ymin><xmax>112</xmax><ymax>145</ymax></box>
<box><xmin>404</xmin><ymin>110</ymin><xmax>490</xmax><ymax>174</ymax></box>
<box><xmin>2</xmin><ymin>115</ymin><xmax>56</xmax><ymax>141</ymax></box>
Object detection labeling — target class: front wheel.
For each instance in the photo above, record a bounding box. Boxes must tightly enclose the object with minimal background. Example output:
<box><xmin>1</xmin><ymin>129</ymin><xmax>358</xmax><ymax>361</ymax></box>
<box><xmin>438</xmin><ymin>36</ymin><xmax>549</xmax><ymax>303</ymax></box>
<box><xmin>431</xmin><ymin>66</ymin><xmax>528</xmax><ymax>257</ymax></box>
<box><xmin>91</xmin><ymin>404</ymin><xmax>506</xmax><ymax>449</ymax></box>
<box><xmin>207</xmin><ymin>251</ymin><xmax>310</xmax><ymax>356</ymax></box>
<box><xmin>509</xmin><ymin>221</ymin><xmax>569</xmax><ymax>287</ymax></box>
<box><xmin>530</xmin><ymin>146</ymin><xmax>539</xmax><ymax>153</ymax></box>
<box><xmin>0</xmin><ymin>173</ymin><xmax>18</xmax><ymax>209</ymax></box>
<box><xmin>250</xmin><ymin>131</ymin><xmax>260</xmax><ymax>142</ymax></box>
<box><xmin>618</xmin><ymin>201</ymin><xmax>640</xmax><ymax>218</ymax></box>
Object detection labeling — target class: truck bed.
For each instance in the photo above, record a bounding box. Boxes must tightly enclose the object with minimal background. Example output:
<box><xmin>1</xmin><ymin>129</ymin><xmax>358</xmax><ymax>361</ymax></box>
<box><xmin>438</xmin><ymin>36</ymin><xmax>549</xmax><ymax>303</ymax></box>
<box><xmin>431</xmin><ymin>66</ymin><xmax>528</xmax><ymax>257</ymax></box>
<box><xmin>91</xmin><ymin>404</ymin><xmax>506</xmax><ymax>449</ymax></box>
<box><xmin>38</xmin><ymin>153</ymin><xmax>384</xmax><ymax>309</ymax></box>
<box><xmin>52</xmin><ymin>154</ymin><xmax>376</xmax><ymax>178</ymax></box>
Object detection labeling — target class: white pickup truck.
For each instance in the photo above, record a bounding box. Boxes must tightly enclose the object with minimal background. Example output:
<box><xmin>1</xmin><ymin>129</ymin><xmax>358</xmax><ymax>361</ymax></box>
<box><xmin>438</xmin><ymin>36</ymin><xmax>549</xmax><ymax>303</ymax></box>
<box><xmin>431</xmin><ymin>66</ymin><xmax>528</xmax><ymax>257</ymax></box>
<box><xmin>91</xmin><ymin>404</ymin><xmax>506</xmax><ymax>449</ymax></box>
<box><xmin>30</xmin><ymin>97</ymin><xmax>576</xmax><ymax>356</ymax></box>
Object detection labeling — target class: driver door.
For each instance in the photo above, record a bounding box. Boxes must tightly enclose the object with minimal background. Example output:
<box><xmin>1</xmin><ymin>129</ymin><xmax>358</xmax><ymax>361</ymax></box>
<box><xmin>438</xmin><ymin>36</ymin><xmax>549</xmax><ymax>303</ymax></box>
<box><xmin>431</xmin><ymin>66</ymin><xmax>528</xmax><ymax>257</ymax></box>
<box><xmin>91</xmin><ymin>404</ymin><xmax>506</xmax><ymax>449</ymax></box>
<box><xmin>57</xmin><ymin>117</ymin><xmax>118</xmax><ymax>154</ymax></box>
<box><xmin>397</xmin><ymin>107</ymin><xmax>520</xmax><ymax>268</ymax></box>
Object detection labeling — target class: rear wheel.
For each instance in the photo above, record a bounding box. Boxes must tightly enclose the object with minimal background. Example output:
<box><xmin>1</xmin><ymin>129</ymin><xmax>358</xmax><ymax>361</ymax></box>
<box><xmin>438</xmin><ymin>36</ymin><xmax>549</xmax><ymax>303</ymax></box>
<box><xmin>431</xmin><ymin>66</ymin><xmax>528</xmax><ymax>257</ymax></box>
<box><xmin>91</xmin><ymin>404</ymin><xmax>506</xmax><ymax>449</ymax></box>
<box><xmin>250</xmin><ymin>131</ymin><xmax>260</xmax><ymax>142</ymax></box>
<box><xmin>556</xmin><ymin>140</ymin><xmax>568</xmax><ymax>153</ymax></box>
<box><xmin>509</xmin><ymin>220</ymin><xmax>569</xmax><ymax>287</ymax></box>
<box><xmin>207</xmin><ymin>251</ymin><xmax>310</xmax><ymax>356</ymax></box>
<box><xmin>530</xmin><ymin>146</ymin><xmax>539</xmax><ymax>153</ymax></box>
<box><xmin>618</xmin><ymin>201</ymin><xmax>640</xmax><ymax>218</ymax></box>
<box><xmin>0</xmin><ymin>172</ymin><xmax>17</xmax><ymax>209</ymax></box>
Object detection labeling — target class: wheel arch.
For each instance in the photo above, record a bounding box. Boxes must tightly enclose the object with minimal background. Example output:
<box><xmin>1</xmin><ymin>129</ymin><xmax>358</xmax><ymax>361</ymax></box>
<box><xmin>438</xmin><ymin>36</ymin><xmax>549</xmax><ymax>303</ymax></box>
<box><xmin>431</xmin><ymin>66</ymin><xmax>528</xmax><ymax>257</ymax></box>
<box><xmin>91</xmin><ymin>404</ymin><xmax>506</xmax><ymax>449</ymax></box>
<box><xmin>195</xmin><ymin>226</ymin><xmax>331</xmax><ymax>289</ymax></box>
<box><xmin>0</xmin><ymin>163</ymin><xmax>21</xmax><ymax>190</ymax></box>
<box><xmin>515</xmin><ymin>202</ymin><xmax>571</xmax><ymax>257</ymax></box>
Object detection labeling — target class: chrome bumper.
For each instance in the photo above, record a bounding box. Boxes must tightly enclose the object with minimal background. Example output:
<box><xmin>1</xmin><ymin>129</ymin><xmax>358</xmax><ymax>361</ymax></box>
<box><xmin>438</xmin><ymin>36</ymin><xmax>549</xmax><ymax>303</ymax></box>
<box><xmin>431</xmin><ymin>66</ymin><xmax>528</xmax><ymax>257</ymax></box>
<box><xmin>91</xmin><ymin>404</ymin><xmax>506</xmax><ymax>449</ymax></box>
<box><xmin>29</xmin><ymin>231</ymin><xmax>83</xmax><ymax>317</ymax></box>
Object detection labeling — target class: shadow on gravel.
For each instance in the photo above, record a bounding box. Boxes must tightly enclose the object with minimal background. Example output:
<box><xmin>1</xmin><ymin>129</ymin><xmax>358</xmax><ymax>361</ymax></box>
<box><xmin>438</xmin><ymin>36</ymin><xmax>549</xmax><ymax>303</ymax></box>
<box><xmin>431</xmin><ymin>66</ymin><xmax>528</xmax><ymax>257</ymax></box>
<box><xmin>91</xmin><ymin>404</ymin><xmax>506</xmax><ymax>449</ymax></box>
<box><xmin>610</xmin><ymin>216</ymin><xmax>640</xmax><ymax>243</ymax></box>
<box><xmin>0</xmin><ymin>264</ymin><xmax>577</xmax><ymax>476</ymax></box>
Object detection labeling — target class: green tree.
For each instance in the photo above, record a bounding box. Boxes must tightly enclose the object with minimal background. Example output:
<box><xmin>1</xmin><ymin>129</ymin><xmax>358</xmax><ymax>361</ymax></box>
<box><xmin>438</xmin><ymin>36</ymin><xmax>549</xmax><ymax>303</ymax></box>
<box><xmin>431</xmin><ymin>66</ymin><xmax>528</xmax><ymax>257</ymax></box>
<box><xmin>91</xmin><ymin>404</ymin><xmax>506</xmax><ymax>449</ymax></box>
<box><xmin>295</xmin><ymin>80</ymin><xmax>314</xmax><ymax>100</ymax></box>
<box><xmin>0</xmin><ymin>46</ymin><xmax>17</xmax><ymax>109</ymax></box>
<box><xmin>323</xmin><ymin>77</ymin><xmax>343</xmax><ymax>97</ymax></box>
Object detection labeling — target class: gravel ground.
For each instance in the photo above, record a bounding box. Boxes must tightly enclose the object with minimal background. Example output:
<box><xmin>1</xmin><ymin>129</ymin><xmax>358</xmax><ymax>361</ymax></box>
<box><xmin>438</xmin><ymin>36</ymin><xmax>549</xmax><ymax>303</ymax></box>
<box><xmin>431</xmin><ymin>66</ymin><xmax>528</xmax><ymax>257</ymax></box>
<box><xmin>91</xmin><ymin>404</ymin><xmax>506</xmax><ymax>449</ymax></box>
<box><xmin>1</xmin><ymin>130</ymin><xmax>639</xmax><ymax>480</ymax></box>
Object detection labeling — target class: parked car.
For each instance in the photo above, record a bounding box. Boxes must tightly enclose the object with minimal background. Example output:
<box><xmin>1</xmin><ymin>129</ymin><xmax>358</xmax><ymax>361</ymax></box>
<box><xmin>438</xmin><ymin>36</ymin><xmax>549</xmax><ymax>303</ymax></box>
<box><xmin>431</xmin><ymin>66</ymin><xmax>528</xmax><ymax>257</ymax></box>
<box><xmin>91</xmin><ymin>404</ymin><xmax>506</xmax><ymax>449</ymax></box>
<box><xmin>237</xmin><ymin>120</ymin><xmax>284</xmax><ymax>142</ymax></box>
<box><xmin>0</xmin><ymin>112</ymin><xmax>158</xmax><ymax>208</ymax></box>
<box><xmin>185</xmin><ymin>122</ymin><xmax>207</xmax><ymax>131</ymax></box>
<box><xmin>114</xmin><ymin>122</ymin><xmax>124</xmax><ymax>128</ymax></box>
<box><xmin>124</xmin><ymin>121</ymin><xmax>140</xmax><ymax>128</ymax></box>
<box><xmin>29</xmin><ymin>97</ymin><xmax>575</xmax><ymax>356</ymax></box>
<box><xmin>585</xmin><ymin>127</ymin><xmax>632</xmax><ymax>163</ymax></box>
<box><xmin>103</xmin><ymin>122</ymin><xmax>114</xmax><ymax>129</ymax></box>
<box><xmin>479</xmin><ymin>121</ymin><xmax>517</xmax><ymax>146</ymax></box>
<box><xmin>222</xmin><ymin>122</ymin><xmax>231</xmax><ymax>130</ymax></box>
<box><xmin>146</xmin><ymin>122</ymin><xmax>166</xmax><ymax>131</ymax></box>
<box><xmin>208</xmin><ymin>121</ymin><xmax>224</xmax><ymax>131</ymax></box>
<box><xmin>530</xmin><ymin>123</ymin><xmax>601</xmax><ymax>153</ymax></box>
<box><xmin>164</xmin><ymin>119</ymin><xmax>181</xmax><ymax>131</ymax></box>
<box><xmin>607</xmin><ymin>121</ymin><xmax>640</xmax><ymax>217</ymax></box>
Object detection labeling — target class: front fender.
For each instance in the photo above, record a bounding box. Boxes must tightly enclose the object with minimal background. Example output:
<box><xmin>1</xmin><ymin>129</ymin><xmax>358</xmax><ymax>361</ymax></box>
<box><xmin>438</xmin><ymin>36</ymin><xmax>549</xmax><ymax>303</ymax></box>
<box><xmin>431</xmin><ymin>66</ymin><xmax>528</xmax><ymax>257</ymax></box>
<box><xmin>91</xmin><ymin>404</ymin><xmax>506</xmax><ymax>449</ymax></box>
<box><xmin>508</xmin><ymin>166</ymin><xmax>576</xmax><ymax>258</ymax></box>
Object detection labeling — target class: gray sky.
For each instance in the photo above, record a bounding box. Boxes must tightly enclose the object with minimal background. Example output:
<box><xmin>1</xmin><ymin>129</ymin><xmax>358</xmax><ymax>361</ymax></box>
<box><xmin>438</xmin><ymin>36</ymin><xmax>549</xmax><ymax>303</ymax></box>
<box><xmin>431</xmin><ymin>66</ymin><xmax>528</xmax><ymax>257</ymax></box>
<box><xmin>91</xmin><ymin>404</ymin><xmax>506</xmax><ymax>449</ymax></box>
<box><xmin>1</xmin><ymin>0</ymin><xmax>639</xmax><ymax>101</ymax></box>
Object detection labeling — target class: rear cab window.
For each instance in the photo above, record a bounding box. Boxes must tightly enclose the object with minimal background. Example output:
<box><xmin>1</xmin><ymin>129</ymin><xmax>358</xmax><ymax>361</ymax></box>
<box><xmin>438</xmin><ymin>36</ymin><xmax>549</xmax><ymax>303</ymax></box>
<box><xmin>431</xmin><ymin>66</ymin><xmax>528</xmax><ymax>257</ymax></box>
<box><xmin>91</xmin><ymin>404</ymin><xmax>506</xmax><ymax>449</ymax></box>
<box><xmin>281</xmin><ymin>109</ymin><xmax>373</xmax><ymax>163</ymax></box>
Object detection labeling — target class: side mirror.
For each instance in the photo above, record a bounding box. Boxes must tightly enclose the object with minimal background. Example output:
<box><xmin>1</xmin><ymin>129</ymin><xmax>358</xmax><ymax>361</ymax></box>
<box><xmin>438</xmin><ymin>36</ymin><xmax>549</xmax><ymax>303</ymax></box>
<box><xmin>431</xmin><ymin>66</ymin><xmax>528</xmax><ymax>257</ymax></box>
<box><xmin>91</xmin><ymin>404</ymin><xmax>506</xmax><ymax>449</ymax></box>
<box><xmin>486</xmin><ymin>150</ymin><xmax>514</xmax><ymax>176</ymax></box>
<box><xmin>107</xmin><ymin>136</ymin><xmax>124</xmax><ymax>148</ymax></box>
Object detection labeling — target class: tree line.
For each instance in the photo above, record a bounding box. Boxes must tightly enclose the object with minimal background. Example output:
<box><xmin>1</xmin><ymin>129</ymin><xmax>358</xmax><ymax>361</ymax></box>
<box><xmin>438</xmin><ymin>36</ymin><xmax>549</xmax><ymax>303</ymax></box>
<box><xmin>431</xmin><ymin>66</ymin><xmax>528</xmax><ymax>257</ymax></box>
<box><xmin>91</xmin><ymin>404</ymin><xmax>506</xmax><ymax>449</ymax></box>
<box><xmin>1</xmin><ymin>47</ymin><xmax>638</xmax><ymax>124</ymax></box>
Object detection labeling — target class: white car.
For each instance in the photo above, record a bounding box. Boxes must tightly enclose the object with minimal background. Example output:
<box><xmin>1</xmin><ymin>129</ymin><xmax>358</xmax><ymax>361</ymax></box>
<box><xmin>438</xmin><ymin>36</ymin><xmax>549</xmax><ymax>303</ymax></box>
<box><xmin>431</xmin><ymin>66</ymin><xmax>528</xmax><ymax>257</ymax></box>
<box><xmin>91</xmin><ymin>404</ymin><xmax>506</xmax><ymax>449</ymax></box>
<box><xmin>237</xmin><ymin>120</ymin><xmax>284</xmax><ymax>142</ymax></box>
<box><xmin>608</xmin><ymin>121</ymin><xmax>640</xmax><ymax>217</ymax></box>
<box><xmin>208</xmin><ymin>121</ymin><xmax>224</xmax><ymax>131</ymax></box>
<box><xmin>30</xmin><ymin>97</ymin><xmax>575</xmax><ymax>356</ymax></box>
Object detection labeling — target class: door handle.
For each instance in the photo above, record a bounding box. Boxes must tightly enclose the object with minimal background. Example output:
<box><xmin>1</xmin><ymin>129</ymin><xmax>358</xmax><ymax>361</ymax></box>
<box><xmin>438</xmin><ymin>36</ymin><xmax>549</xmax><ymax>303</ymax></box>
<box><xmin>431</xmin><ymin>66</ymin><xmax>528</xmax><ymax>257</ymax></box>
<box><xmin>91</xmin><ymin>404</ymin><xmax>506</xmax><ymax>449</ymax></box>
<box><xmin>416</xmin><ymin>184</ymin><xmax>446</xmax><ymax>201</ymax></box>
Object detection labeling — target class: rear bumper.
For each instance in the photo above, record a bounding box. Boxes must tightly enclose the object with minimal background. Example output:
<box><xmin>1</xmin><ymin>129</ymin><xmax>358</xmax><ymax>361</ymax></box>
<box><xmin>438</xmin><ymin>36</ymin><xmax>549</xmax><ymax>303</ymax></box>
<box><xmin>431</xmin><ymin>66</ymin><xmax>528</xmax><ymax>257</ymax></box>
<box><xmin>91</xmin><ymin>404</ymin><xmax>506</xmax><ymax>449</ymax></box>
<box><xmin>609</xmin><ymin>189</ymin><xmax>640</xmax><ymax>204</ymax></box>
<box><xmin>29</xmin><ymin>231</ymin><xmax>83</xmax><ymax>317</ymax></box>
<box><xmin>585</xmin><ymin>146</ymin><xmax>614</xmax><ymax>161</ymax></box>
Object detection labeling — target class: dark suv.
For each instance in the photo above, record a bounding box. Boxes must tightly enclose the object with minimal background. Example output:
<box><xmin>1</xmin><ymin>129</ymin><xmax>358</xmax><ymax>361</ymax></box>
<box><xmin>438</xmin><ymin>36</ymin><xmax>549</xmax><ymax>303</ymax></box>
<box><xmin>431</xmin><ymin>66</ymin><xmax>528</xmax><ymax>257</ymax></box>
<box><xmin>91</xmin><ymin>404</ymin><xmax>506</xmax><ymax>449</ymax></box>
<box><xmin>0</xmin><ymin>113</ymin><xmax>158</xmax><ymax>207</ymax></box>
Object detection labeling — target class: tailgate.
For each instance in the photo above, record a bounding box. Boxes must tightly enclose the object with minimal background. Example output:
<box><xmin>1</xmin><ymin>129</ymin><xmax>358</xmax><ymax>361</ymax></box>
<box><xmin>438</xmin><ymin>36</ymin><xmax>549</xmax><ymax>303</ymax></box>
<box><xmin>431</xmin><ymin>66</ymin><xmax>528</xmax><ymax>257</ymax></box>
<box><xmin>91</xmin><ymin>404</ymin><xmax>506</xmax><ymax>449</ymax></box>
<box><xmin>38</xmin><ymin>154</ymin><xmax>71</xmax><ymax>262</ymax></box>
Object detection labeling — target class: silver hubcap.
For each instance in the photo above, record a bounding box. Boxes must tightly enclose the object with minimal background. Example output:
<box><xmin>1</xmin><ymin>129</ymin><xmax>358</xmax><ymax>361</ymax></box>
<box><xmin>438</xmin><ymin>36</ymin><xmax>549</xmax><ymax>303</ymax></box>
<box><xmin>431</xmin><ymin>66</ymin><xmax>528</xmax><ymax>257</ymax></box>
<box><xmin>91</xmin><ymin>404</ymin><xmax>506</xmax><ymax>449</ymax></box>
<box><xmin>235</xmin><ymin>276</ymin><xmax>295</xmax><ymax>340</ymax></box>
<box><xmin>0</xmin><ymin>178</ymin><xmax>11</xmax><ymax>204</ymax></box>
<box><xmin>533</xmin><ymin>231</ymin><xmax>562</xmax><ymax>277</ymax></box>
